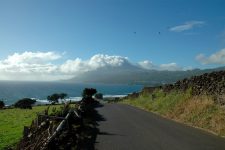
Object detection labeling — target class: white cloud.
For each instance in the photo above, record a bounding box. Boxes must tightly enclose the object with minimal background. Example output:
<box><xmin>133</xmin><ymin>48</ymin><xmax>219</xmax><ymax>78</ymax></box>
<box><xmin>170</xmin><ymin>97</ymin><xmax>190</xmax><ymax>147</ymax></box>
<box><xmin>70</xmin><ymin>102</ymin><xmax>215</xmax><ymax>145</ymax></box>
<box><xmin>0</xmin><ymin>52</ymin><xmax>132</xmax><ymax>81</ymax></box>
<box><xmin>159</xmin><ymin>63</ymin><xmax>182</xmax><ymax>71</ymax></box>
<box><xmin>0</xmin><ymin>51</ymin><xmax>62</xmax><ymax>81</ymax></box>
<box><xmin>138</xmin><ymin>60</ymin><xmax>155</xmax><ymax>70</ymax></box>
<box><xmin>0</xmin><ymin>52</ymin><xmax>61</xmax><ymax>73</ymax></box>
<box><xmin>0</xmin><ymin>51</ymin><xmax>185</xmax><ymax>81</ymax></box>
<box><xmin>138</xmin><ymin>60</ymin><xmax>182</xmax><ymax>71</ymax></box>
<box><xmin>60</xmin><ymin>54</ymin><xmax>130</xmax><ymax>74</ymax></box>
<box><xmin>170</xmin><ymin>21</ymin><xmax>205</xmax><ymax>32</ymax></box>
<box><xmin>196</xmin><ymin>48</ymin><xmax>225</xmax><ymax>64</ymax></box>
<box><xmin>89</xmin><ymin>54</ymin><xmax>129</xmax><ymax>68</ymax></box>
<box><xmin>60</xmin><ymin>58</ymin><xmax>89</xmax><ymax>74</ymax></box>
<box><xmin>3</xmin><ymin>51</ymin><xmax>61</xmax><ymax>65</ymax></box>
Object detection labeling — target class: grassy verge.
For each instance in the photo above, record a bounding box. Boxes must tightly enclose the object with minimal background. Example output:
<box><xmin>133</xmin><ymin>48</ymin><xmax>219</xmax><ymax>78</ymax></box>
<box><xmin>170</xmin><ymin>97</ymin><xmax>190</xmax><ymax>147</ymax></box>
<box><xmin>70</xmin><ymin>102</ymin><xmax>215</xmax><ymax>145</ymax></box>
<box><xmin>121</xmin><ymin>89</ymin><xmax>225</xmax><ymax>136</ymax></box>
<box><xmin>0</xmin><ymin>105</ymin><xmax>62</xmax><ymax>149</ymax></box>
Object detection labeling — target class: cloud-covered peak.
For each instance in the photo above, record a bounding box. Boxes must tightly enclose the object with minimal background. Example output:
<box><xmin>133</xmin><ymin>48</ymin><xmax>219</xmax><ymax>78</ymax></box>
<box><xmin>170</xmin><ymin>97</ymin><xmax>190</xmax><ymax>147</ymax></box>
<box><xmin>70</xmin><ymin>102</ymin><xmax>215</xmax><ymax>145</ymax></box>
<box><xmin>0</xmin><ymin>51</ymin><xmax>187</xmax><ymax>81</ymax></box>
<box><xmin>89</xmin><ymin>54</ymin><xmax>129</xmax><ymax>68</ymax></box>
<box><xmin>60</xmin><ymin>54</ymin><xmax>131</xmax><ymax>74</ymax></box>
<box><xmin>170</xmin><ymin>21</ymin><xmax>205</xmax><ymax>32</ymax></box>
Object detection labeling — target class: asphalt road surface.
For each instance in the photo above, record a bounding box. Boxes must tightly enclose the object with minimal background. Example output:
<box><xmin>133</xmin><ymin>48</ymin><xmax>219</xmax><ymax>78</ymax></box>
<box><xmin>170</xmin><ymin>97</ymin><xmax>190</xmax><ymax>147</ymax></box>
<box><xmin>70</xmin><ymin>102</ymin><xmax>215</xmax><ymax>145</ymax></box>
<box><xmin>95</xmin><ymin>103</ymin><xmax>225</xmax><ymax>150</ymax></box>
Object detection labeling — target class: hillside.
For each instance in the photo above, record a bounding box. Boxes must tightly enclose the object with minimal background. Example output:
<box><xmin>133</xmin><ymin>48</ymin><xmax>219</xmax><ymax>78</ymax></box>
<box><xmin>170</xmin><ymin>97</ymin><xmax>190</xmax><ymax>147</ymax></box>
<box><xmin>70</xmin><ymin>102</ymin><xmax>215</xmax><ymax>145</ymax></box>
<box><xmin>68</xmin><ymin>66</ymin><xmax>225</xmax><ymax>85</ymax></box>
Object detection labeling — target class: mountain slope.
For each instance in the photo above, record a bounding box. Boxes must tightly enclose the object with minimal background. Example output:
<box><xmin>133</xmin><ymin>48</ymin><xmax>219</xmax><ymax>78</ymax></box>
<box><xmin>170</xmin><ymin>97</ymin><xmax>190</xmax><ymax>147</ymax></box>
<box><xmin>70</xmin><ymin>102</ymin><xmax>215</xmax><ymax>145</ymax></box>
<box><xmin>67</xmin><ymin>66</ymin><xmax>225</xmax><ymax>85</ymax></box>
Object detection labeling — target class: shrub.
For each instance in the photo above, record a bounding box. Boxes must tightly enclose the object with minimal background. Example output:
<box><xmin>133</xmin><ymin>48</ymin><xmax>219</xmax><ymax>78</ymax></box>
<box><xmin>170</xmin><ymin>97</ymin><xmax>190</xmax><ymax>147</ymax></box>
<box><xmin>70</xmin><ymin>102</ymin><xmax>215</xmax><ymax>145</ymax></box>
<box><xmin>81</xmin><ymin>88</ymin><xmax>98</xmax><ymax>105</ymax></box>
<box><xmin>82</xmin><ymin>88</ymin><xmax>97</xmax><ymax>99</ymax></box>
<box><xmin>59</xmin><ymin>93</ymin><xmax>67</xmax><ymax>100</ymax></box>
<box><xmin>47</xmin><ymin>93</ymin><xmax>67</xmax><ymax>104</ymax></box>
<box><xmin>95</xmin><ymin>93</ymin><xmax>103</xmax><ymax>99</ymax></box>
<box><xmin>0</xmin><ymin>100</ymin><xmax>5</xmax><ymax>109</ymax></box>
<box><xmin>14</xmin><ymin>98</ymin><xmax>36</xmax><ymax>109</ymax></box>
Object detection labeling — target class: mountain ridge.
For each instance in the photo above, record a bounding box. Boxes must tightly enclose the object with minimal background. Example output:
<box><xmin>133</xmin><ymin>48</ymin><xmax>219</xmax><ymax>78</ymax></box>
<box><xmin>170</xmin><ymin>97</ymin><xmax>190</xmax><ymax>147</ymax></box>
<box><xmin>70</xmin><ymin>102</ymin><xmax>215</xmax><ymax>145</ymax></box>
<box><xmin>67</xmin><ymin>66</ymin><xmax>225</xmax><ymax>85</ymax></box>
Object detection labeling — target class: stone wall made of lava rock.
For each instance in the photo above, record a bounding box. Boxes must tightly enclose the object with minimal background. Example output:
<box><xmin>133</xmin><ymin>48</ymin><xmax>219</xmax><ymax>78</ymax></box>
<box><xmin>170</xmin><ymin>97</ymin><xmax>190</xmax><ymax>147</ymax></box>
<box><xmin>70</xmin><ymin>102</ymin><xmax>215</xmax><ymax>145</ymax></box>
<box><xmin>126</xmin><ymin>70</ymin><xmax>225</xmax><ymax>105</ymax></box>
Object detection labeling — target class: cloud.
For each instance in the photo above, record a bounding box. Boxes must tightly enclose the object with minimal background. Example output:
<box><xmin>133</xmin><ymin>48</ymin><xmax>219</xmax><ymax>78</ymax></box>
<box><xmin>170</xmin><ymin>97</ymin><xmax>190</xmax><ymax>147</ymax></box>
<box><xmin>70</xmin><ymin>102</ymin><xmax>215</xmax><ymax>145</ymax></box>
<box><xmin>138</xmin><ymin>60</ymin><xmax>155</xmax><ymax>70</ymax></box>
<box><xmin>0</xmin><ymin>52</ymin><xmax>133</xmax><ymax>81</ymax></box>
<box><xmin>3</xmin><ymin>51</ymin><xmax>61</xmax><ymax>65</ymax></box>
<box><xmin>0</xmin><ymin>51</ymin><xmax>64</xmax><ymax>81</ymax></box>
<box><xmin>89</xmin><ymin>54</ymin><xmax>129</xmax><ymax>68</ymax></box>
<box><xmin>0</xmin><ymin>51</ymin><xmax>61</xmax><ymax>73</ymax></box>
<box><xmin>0</xmin><ymin>51</ymin><xmax>185</xmax><ymax>81</ymax></box>
<box><xmin>196</xmin><ymin>48</ymin><xmax>225</xmax><ymax>64</ymax></box>
<box><xmin>138</xmin><ymin>60</ymin><xmax>182</xmax><ymax>71</ymax></box>
<box><xmin>60</xmin><ymin>54</ymin><xmax>131</xmax><ymax>74</ymax></box>
<box><xmin>60</xmin><ymin>58</ymin><xmax>87</xmax><ymax>74</ymax></box>
<box><xmin>159</xmin><ymin>63</ymin><xmax>182</xmax><ymax>71</ymax></box>
<box><xmin>170</xmin><ymin>21</ymin><xmax>205</xmax><ymax>32</ymax></box>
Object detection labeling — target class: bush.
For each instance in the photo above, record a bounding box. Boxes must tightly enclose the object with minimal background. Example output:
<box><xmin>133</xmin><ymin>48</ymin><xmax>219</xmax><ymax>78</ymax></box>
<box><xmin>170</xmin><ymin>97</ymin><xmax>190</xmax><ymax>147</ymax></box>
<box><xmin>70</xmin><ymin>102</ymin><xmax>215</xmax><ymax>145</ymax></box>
<box><xmin>0</xmin><ymin>100</ymin><xmax>5</xmax><ymax>109</ymax></box>
<box><xmin>14</xmin><ymin>98</ymin><xmax>36</xmax><ymax>109</ymax></box>
<box><xmin>81</xmin><ymin>88</ymin><xmax>98</xmax><ymax>105</ymax></box>
<box><xmin>95</xmin><ymin>93</ymin><xmax>103</xmax><ymax>99</ymax></box>
<box><xmin>47</xmin><ymin>93</ymin><xmax>67</xmax><ymax>103</ymax></box>
<box><xmin>82</xmin><ymin>88</ymin><xmax>97</xmax><ymax>99</ymax></box>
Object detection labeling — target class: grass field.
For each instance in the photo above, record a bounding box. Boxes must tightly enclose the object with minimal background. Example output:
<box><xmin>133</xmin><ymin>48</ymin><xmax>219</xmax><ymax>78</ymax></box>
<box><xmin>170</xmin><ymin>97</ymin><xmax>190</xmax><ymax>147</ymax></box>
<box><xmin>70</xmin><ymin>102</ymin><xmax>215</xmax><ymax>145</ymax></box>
<box><xmin>0</xmin><ymin>105</ymin><xmax>62</xmax><ymax>149</ymax></box>
<box><xmin>121</xmin><ymin>89</ymin><xmax>225</xmax><ymax>137</ymax></box>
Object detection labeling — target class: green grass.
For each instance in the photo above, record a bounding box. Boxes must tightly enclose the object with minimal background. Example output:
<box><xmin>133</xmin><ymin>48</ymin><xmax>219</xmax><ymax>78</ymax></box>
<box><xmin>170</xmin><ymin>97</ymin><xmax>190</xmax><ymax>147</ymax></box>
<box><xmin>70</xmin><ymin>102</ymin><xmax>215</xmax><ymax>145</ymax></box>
<box><xmin>0</xmin><ymin>105</ymin><xmax>62</xmax><ymax>149</ymax></box>
<box><xmin>121</xmin><ymin>89</ymin><xmax>225</xmax><ymax>136</ymax></box>
<box><xmin>122</xmin><ymin>89</ymin><xmax>191</xmax><ymax>114</ymax></box>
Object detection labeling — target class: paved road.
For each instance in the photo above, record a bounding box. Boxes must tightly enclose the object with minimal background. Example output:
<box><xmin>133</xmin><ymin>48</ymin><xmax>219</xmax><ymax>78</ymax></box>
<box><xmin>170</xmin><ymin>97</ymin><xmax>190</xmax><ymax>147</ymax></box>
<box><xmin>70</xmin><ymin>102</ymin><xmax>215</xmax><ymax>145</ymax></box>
<box><xmin>95</xmin><ymin>103</ymin><xmax>225</xmax><ymax>150</ymax></box>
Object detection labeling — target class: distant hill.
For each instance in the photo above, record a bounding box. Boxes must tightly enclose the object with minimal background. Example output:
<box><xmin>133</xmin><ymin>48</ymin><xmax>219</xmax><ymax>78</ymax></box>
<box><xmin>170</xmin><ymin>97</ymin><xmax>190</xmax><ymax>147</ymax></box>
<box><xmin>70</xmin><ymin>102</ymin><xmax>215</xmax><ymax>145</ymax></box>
<box><xmin>67</xmin><ymin>66</ymin><xmax>225</xmax><ymax>86</ymax></box>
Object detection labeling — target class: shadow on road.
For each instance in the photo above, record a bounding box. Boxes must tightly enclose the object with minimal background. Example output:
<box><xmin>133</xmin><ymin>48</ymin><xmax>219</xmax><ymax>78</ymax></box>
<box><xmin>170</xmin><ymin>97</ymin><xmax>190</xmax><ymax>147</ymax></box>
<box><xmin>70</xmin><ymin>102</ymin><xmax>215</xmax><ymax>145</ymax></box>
<box><xmin>98</xmin><ymin>131</ymin><xmax>124</xmax><ymax>137</ymax></box>
<box><xmin>77</xmin><ymin>102</ymin><xmax>117</xmax><ymax>150</ymax></box>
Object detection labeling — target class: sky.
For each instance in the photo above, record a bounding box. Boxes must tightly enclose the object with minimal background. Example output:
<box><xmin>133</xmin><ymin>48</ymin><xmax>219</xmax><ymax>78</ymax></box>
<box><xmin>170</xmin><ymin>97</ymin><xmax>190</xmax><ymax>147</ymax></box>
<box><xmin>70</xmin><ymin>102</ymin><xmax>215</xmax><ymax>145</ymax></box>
<box><xmin>0</xmin><ymin>0</ymin><xmax>225</xmax><ymax>81</ymax></box>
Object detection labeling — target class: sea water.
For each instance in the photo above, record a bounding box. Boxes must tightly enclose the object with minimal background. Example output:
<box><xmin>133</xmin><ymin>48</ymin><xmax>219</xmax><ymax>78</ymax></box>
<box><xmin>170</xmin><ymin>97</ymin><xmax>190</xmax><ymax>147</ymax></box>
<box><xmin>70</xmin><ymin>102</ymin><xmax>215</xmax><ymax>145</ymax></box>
<box><xmin>0</xmin><ymin>81</ymin><xmax>143</xmax><ymax>105</ymax></box>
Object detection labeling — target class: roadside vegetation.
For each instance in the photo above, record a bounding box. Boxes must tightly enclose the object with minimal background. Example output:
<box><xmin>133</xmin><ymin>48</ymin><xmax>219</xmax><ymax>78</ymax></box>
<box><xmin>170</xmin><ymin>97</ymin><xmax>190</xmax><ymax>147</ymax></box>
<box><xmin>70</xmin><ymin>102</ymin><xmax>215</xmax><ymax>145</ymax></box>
<box><xmin>121</xmin><ymin>89</ymin><xmax>225</xmax><ymax>136</ymax></box>
<box><xmin>0</xmin><ymin>88</ymin><xmax>100</xmax><ymax>149</ymax></box>
<box><xmin>0</xmin><ymin>100</ymin><xmax>4</xmax><ymax>109</ymax></box>
<box><xmin>0</xmin><ymin>105</ymin><xmax>62</xmax><ymax>149</ymax></box>
<box><xmin>16</xmin><ymin>88</ymin><xmax>100</xmax><ymax>149</ymax></box>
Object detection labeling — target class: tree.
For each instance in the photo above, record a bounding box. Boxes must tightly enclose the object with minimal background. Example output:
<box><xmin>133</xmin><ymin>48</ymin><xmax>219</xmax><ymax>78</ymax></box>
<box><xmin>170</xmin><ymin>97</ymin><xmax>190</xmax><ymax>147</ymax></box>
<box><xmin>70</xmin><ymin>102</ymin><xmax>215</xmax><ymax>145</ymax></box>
<box><xmin>59</xmin><ymin>93</ymin><xmax>67</xmax><ymax>100</ymax></box>
<box><xmin>47</xmin><ymin>93</ymin><xmax>68</xmax><ymax>104</ymax></box>
<box><xmin>0</xmin><ymin>100</ymin><xmax>5</xmax><ymax>109</ymax></box>
<box><xmin>14</xmin><ymin>98</ymin><xmax>36</xmax><ymax>109</ymax></box>
<box><xmin>82</xmin><ymin>88</ymin><xmax>97</xmax><ymax>99</ymax></box>
<box><xmin>47</xmin><ymin>94</ymin><xmax>60</xmax><ymax>103</ymax></box>
<box><xmin>95</xmin><ymin>93</ymin><xmax>103</xmax><ymax>99</ymax></box>
<box><xmin>81</xmin><ymin>88</ymin><xmax>98</xmax><ymax>107</ymax></box>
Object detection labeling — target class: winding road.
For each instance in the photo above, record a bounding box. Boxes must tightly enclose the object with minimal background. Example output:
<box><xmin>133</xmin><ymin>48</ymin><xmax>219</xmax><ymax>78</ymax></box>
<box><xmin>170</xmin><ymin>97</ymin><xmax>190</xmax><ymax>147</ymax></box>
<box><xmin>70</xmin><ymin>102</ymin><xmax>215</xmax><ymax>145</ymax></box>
<box><xmin>95</xmin><ymin>103</ymin><xmax>225</xmax><ymax>150</ymax></box>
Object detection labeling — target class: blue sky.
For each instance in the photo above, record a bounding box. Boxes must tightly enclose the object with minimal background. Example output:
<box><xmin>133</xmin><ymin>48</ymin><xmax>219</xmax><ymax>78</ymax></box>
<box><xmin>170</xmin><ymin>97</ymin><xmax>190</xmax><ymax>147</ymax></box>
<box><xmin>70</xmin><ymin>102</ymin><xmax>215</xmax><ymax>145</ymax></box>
<box><xmin>0</xmin><ymin>0</ymin><xmax>225</xmax><ymax>80</ymax></box>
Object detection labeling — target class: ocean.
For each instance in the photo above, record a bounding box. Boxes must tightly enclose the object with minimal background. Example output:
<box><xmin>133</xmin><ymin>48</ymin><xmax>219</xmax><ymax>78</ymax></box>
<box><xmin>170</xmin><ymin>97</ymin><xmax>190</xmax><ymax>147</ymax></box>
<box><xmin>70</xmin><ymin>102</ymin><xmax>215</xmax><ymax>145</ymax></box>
<box><xmin>0</xmin><ymin>81</ymin><xmax>143</xmax><ymax>105</ymax></box>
